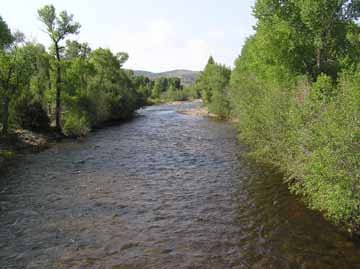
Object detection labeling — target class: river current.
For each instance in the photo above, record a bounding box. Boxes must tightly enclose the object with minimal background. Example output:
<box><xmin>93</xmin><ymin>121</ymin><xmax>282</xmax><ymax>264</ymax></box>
<box><xmin>1</xmin><ymin>102</ymin><xmax>360</xmax><ymax>268</ymax></box>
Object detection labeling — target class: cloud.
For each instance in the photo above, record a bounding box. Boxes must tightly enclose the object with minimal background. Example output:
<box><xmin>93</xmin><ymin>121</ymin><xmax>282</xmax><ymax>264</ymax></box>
<box><xmin>110</xmin><ymin>19</ymin><xmax>212</xmax><ymax>72</ymax></box>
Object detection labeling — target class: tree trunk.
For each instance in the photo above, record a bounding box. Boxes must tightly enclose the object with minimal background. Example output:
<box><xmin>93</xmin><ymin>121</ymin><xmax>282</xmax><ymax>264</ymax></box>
<box><xmin>55</xmin><ymin>43</ymin><xmax>62</xmax><ymax>133</ymax></box>
<box><xmin>316</xmin><ymin>48</ymin><xmax>321</xmax><ymax>72</ymax></box>
<box><xmin>2</xmin><ymin>95</ymin><xmax>9</xmax><ymax>134</ymax></box>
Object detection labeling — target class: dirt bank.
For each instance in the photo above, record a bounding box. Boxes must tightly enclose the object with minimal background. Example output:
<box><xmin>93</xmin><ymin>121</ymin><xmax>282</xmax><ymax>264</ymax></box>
<box><xmin>0</xmin><ymin>129</ymin><xmax>55</xmax><ymax>170</ymax></box>
<box><xmin>0</xmin><ymin>129</ymin><xmax>51</xmax><ymax>152</ymax></box>
<box><xmin>178</xmin><ymin>106</ymin><xmax>219</xmax><ymax>118</ymax></box>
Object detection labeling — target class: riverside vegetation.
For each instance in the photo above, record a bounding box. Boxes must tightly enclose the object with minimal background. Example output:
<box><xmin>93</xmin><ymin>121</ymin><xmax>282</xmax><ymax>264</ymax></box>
<box><xmin>0</xmin><ymin>5</ymin><xmax>144</xmax><ymax>138</ymax></box>
<box><xmin>0</xmin><ymin>5</ymin><xmax>193</xmax><ymax>140</ymax></box>
<box><xmin>191</xmin><ymin>0</ymin><xmax>360</xmax><ymax>234</ymax></box>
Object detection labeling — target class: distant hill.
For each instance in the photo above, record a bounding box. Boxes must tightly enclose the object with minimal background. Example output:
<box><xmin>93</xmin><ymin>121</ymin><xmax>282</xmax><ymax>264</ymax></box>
<box><xmin>133</xmin><ymin>69</ymin><xmax>200</xmax><ymax>86</ymax></box>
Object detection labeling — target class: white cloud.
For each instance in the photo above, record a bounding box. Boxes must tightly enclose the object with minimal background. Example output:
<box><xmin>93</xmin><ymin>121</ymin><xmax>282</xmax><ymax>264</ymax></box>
<box><xmin>110</xmin><ymin>19</ymin><xmax>212</xmax><ymax>72</ymax></box>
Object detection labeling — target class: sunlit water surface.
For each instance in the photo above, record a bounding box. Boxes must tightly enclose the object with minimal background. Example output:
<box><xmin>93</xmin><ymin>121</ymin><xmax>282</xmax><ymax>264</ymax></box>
<box><xmin>1</xmin><ymin>102</ymin><xmax>360</xmax><ymax>268</ymax></box>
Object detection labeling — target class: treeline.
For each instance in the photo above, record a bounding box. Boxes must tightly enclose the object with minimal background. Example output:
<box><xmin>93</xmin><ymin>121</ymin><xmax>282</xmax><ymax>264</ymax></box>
<box><xmin>148</xmin><ymin>76</ymin><xmax>198</xmax><ymax>103</ymax></box>
<box><xmin>0</xmin><ymin>5</ymin><xmax>152</xmax><ymax>137</ymax></box>
<box><xmin>196</xmin><ymin>0</ymin><xmax>360</xmax><ymax>231</ymax></box>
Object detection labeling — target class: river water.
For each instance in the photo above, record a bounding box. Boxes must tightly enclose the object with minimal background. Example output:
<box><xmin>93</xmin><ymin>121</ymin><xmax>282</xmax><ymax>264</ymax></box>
<box><xmin>1</xmin><ymin>102</ymin><xmax>360</xmax><ymax>268</ymax></box>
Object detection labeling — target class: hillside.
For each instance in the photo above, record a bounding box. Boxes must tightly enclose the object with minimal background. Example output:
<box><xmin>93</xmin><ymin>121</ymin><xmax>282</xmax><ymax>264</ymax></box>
<box><xmin>133</xmin><ymin>69</ymin><xmax>200</xmax><ymax>86</ymax></box>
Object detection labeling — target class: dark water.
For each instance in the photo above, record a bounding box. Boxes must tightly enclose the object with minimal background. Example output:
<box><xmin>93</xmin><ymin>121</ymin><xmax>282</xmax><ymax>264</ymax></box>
<box><xmin>1</xmin><ymin>102</ymin><xmax>360</xmax><ymax>269</ymax></box>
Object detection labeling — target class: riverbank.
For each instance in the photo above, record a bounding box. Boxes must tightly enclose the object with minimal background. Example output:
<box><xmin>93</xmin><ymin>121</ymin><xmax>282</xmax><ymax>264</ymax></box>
<box><xmin>177</xmin><ymin>101</ymin><xmax>360</xmax><ymax>237</ymax></box>
<box><xmin>0</xmin><ymin>110</ymin><xmax>143</xmax><ymax>169</ymax></box>
<box><xmin>178</xmin><ymin>107</ymin><xmax>218</xmax><ymax>118</ymax></box>
<box><xmin>176</xmin><ymin>100</ymin><xmax>221</xmax><ymax>118</ymax></box>
<box><xmin>0</xmin><ymin>129</ymin><xmax>52</xmax><ymax>154</ymax></box>
<box><xmin>148</xmin><ymin>98</ymin><xmax>219</xmax><ymax>118</ymax></box>
<box><xmin>0</xmin><ymin>129</ymin><xmax>55</xmax><ymax>170</ymax></box>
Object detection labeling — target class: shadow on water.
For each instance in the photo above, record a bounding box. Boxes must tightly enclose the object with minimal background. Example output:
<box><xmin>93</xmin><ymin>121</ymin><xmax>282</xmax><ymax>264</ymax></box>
<box><xmin>0</xmin><ymin>101</ymin><xmax>360</xmax><ymax>268</ymax></box>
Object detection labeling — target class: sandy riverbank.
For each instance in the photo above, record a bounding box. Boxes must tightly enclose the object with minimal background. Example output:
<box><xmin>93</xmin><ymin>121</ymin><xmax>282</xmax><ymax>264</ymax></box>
<box><xmin>177</xmin><ymin>107</ymin><xmax>218</xmax><ymax>118</ymax></box>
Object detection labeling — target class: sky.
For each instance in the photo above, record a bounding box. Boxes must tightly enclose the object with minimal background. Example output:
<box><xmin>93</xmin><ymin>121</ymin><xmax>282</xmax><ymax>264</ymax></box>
<box><xmin>0</xmin><ymin>0</ymin><xmax>257</xmax><ymax>72</ymax></box>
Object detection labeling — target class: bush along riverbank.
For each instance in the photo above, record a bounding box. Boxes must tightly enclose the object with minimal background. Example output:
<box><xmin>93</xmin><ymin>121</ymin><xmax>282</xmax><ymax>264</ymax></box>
<box><xmin>192</xmin><ymin>1</ymin><xmax>360</xmax><ymax>235</ymax></box>
<box><xmin>0</xmin><ymin>3</ymin><xmax>196</xmax><ymax>169</ymax></box>
<box><xmin>0</xmin><ymin>4</ymin><xmax>199</xmax><ymax>140</ymax></box>
<box><xmin>0</xmin><ymin>4</ymin><xmax>159</xmax><ymax>169</ymax></box>
<box><xmin>0</xmin><ymin>5</ymin><xmax>156</xmax><ymax>140</ymax></box>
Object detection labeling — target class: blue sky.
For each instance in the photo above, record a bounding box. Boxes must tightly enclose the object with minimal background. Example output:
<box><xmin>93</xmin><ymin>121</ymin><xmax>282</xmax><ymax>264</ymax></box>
<box><xmin>1</xmin><ymin>0</ymin><xmax>256</xmax><ymax>72</ymax></box>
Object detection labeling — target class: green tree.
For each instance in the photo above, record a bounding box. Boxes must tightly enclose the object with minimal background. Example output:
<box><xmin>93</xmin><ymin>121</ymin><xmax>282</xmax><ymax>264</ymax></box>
<box><xmin>38</xmin><ymin>4</ymin><xmax>81</xmax><ymax>132</ymax></box>
<box><xmin>0</xmin><ymin>16</ymin><xmax>13</xmax><ymax>49</ymax></box>
<box><xmin>193</xmin><ymin>56</ymin><xmax>231</xmax><ymax>117</ymax></box>
<box><xmin>229</xmin><ymin>0</ymin><xmax>360</xmax><ymax>229</ymax></box>
<box><xmin>0</xmin><ymin>31</ymin><xmax>28</xmax><ymax>134</ymax></box>
<box><xmin>21</xmin><ymin>42</ymin><xmax>51</xmax><ymax>103</ymax></box>
<box><xmin>0</xmin><ymin>16</ymin><xmax>13</xmax><ymax>133</ymax></box>
<box><xmin>151</xmin><ymin>77</ymin><xmax>168</xmax><ymax>99</ymax></box>
<box><xmin>253</xmin><ymin>0</ymin><xmax>360</xmax><ymax>80</ymax></box>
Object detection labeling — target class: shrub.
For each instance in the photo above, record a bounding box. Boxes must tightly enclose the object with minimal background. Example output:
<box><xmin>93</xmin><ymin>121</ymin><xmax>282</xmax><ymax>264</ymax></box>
<box><xmin>230</xmin><ymin>66</ymin><xmax>360</xmax><ymax>228</ymax></box>
<box><xmin>208</xmin><ymin>87</ymin><xmax>231</xmax><ymax>119</ymax></box>
<box><xmin>311</xmin><ymin>74</ymin><xmax>335</xmax><ymax>102</ymax></box>
<box><xmin>14</xmin><ymin>97</ymin><xmax>50</xmax><ymax>132</ymax></box>
<box><xmin>63</xmin><ymin>111</ymin><xmax>90</xmax><ymax>137</ymax></box>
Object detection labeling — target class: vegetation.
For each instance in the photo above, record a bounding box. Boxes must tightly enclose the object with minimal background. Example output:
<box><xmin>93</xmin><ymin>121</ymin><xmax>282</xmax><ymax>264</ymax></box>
<box><xmin>191</xmin><ymin>56</ymin><xmax>231</xmax><ymax>118</ymax></box>
<box><xmin>194</xmin><ymin>0</ymin><xmax>360</xmax><ymax>232</ymax></box>
<box><xmin>38</xmin><ymin>5</ymin><xmax>81</xmax><ymax>132</ymax></box>
<box><xmin>133</xmin><ymin>69</ymin><xmax>199</xmax><ymax>87</ymax></box>
<box><xmin>149</xmin><ymin>76</ymin><xmax>186</xmax><ymax>103</ymax></box>
<box><xmin>0</xmin><ymin>5</ymin><xmax>197</xmax><ymax>139</ymax></box>
<box><xmin>134</xmin><ymin>70</ymin><xmax>201</xmax><ymax>103</ymax></box>
<box><xmin>0</xmin><ymin>5</ymin><xmax>151</xmax><ymax>137</ymax></box>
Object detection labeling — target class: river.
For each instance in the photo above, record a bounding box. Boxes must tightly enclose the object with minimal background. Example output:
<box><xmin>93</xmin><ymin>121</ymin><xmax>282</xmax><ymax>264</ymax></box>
<box><xmin>1</xmin><ymin>102</ymin><xmax>360</xmax><ymax>268</ymax></box>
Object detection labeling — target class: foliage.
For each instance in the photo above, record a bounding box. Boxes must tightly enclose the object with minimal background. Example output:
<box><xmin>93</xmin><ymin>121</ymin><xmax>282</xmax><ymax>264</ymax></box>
<box><xmin>148</xmin><ymin>76</ymin><xmax>190</xmax><ymax>102</ymax></box>
<box><xmin>311</xmin><ymin>74</ymin><xmax>335</xmax><ymax>101</ymax></box>
<box><xmin>0</xmin><ymin>6</ymin><xmax>148</xmax><ymax>137</ymax></box>
<box><xmin>63</xmin><ymin>111</ymin><xmax>90</xmax><ymax>137</ymax></box>
<box><xmin>38</xmin><ymin>4</ymin><xmax>81</xmax><ymax>131</ymax></box>
<box><xmin>193</xmin><ymin>57</ymin><xmax>231</xmax><ymax>118</ymax></box>
<box><xmin>228</xmin><ymin>0</ymin><xmax>360</xmax><ymax>230</ymax></box>
<box><xmin>14</xmin><ymin>96</ymin><xmax>50</xmax><ymax>132</ymax></box>
<box><xmin>0</xmin><ymin>16</ymin><xmax>13</xmax><ymax>49</ymax></box>
<box><xmin>0</xmin><ymin>31</ymin><xmax>30</xmax><ymax>134</ymax></box>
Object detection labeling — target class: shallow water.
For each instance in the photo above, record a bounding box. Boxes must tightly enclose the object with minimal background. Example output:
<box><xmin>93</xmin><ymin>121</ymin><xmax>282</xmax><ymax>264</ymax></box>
<box><xmin>1</xmin><ymin>102</ymin><xmax>360</xmax><ymax>268</ymax></box>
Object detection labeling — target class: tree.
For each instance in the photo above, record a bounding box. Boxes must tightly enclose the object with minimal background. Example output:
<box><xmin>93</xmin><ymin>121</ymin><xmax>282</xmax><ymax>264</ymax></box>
<box><xmin>168</xmin><ymin>77</ymin><xmax>182</xmax><ymax>90</ymax></box>
<box><xmin>116</xmin><ymin>52</ymin><xmax>129</xmax><ymax>67</ymax></box>
<box><xmin>0</xmin><ymin>16</ymin><xmax>13</xmax><ymax>49</ymax></box>
<box><xmin>21</xmin><ymin>42</ymin><xmax>51</xmax><ymax>102</ymax></box>
<box><xmin>253</xmin><ymin>0</ymin><xmax>360</xmax><ymax>80</ymax></box>
<box><xmin>0</xmin><ymin>16</ymin><xmax>13</xmax><ymax>133</ymax></box>
<box><xmin>64</xmin><ymin>40</ymin><xmax>91</xmax><ymax>60</ymax></box>
<box><xmin>195</xmin><ymin>57</ymin><xmax>231</xmax><ymax>106</ymax></box>
<box><xmin>207</xmin><ymin>55</ymin><xmax>215</xmax><ymax>65</ymax></box>
<box><xmin>228</xmin><ymin>0</ymin><xmax>360</xmax><ymax>228</ymax></box>
<box><xmin>38</xmin><ymin>4</ymin><xmax>81</xmax><ymax>132</ymax></box>
<box><xmin>151</xmin><ymin>77</ymin><xmax>168</xmax><ymax>99</ymax></box>
<box><xmin>132</xmin><ymin>75</ymin><xmax>152</xmax><ymax>105</ymax></box>
<box><xmin>0</xmin><ymin>31</ymin><xmax>28</xmax><ymax>134</ymax></box>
